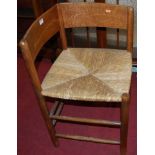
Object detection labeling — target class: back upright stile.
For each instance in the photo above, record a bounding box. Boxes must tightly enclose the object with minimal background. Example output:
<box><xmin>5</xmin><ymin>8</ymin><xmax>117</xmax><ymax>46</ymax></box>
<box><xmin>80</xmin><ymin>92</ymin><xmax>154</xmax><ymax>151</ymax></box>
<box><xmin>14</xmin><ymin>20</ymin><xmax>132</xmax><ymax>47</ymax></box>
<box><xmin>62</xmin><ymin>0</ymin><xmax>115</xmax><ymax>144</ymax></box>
<box><xmin>19</xmin><ymin>5</ymin><xmax>61</xmax><ymax>147</ymax></box>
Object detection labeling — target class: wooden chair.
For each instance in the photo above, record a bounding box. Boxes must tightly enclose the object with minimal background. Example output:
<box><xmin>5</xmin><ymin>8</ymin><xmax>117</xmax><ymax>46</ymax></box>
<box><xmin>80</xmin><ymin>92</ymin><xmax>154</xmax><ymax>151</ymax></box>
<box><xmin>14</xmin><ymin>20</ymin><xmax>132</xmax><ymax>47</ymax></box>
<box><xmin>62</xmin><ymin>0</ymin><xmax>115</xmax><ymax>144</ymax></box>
<box><xmin>19</xmin><ymin>2</ymin><xmax>133</xmax><ymax>155</ymax></box>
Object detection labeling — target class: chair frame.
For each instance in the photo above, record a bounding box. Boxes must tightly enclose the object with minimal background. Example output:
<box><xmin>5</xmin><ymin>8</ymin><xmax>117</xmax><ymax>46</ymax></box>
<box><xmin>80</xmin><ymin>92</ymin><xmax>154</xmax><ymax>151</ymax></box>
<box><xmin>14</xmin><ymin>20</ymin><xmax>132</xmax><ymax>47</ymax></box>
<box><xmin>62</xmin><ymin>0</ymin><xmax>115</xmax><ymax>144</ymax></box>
<box><xmin>19</xmin><ymin>3</ymin><xmax>133</xmax><ymax>155</ymax></box>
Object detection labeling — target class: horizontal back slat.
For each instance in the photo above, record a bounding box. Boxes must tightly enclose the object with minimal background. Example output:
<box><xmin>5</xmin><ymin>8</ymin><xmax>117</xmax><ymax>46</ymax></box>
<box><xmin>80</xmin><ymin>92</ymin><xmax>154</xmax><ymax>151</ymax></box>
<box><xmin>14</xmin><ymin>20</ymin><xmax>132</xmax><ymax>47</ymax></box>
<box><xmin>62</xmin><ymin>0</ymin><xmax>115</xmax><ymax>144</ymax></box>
<box><xmin>60</xmin><ymin>3</ymin><xmax>128</xmax><ymax>29</ymax></box>
<box><xmin>22</xmin><ymin>5</ymin><xmax>60</xmax><ymax>61</ymax></box>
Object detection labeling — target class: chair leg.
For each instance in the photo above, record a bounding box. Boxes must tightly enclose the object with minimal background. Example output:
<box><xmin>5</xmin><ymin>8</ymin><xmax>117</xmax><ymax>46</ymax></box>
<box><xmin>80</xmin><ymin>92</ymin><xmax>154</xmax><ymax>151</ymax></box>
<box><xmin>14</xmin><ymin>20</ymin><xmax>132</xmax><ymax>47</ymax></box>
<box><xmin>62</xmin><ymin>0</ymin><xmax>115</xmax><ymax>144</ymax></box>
<box><xmin>38</xmin><ymin>94</ymin><xmax>59</xmax><ymax>147</ymax></box>
<box><xmin>120</xmin><ymin>93</ymin><xmax>130</xmax><ymax>155</ymax></box>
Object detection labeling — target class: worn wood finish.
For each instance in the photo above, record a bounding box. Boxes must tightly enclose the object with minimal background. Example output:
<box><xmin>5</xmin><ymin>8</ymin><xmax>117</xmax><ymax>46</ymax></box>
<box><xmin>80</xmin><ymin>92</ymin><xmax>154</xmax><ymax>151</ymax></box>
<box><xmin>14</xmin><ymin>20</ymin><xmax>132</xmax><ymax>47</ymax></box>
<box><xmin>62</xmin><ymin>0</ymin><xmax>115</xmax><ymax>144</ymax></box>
<box><xmin>50</xmin><ymin>115</ymin><xmax>121</xmax><ymax>127</ymax></box>
<box><xmin>60</xmin><ymin>3</ymin><xmax>128</xmax><ymax>29</ymax></box>
<box><xmin>21</xmin><ymin>5</ymin><xmax>60</xmax><ymax>61</ymax></box>
<box><xmin>56</xmin><ymin>133</ymin><xmax>120</xmax><ymax>145</ymax></box>
<box><xmin>19</xmin><ymin>5</ymin><xmax>63</xmax><ymax>147</ymax></box>
<box><xmin>57</xmin><ymin>5</ymin><xmax>68</xmax><ymax>49</ymax></box>
<box><xmin>19</xmin><ymin>3</ymin><xmax>134</xmax><ymax>153</ymax></box>
<box><xmin>120</xmin><ymin>93</ymin><xmax>130</xmax><ymax>155</ymax></box>
<box><xmin>127</xmin><ymin>7</ymin><xmax>134</xmax><ymax>53</ymax></box>
<box><xmin>19</xmin><ymin>41</ymin><xmax>58</xmax><ymax>146</ymax></box>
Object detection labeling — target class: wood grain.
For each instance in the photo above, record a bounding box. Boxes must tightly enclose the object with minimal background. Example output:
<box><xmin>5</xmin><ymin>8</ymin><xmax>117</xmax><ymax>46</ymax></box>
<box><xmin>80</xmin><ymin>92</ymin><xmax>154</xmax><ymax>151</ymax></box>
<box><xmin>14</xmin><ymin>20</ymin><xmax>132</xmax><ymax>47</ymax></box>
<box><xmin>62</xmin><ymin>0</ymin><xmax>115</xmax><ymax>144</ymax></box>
<box><xmin>19</xmin><ymin>3</ymin><xmax>134</xmax><ymax>151</ymax></box>
<box><xmin>19</xmin><ymin>41</ymin><xmax>58</xmax><ymax>146</ymax></box>
<box><xmin>57</xmin><ymin>4</ymin><xmax>68</xmax><ymax>49</ymax></box>
<box><xmin>50</xmin><ymin>115</ymin><xmax>121</xmax><ymax>127</ymax></box>
<box><xmin>21</xmin><ymin>5</ymin><xmax>60</xmax><ymax>61</ymax></box>
<box><xmin>59</xmin><ymin>3</ymin><xmax>128</xmax><ymax>29</ymax></box>
<box><xmin>56</xmin><ymin>133</ymin><xmax>120</xmax><ymax>145</ymax></box>
<box><xmin>127</xmin><ymin>7</ymin><xmax>134</xmax><ymax>53</ymax></box>
<box><xmin>120</xmin><ymin>93</ymin><xmax>130</xmax><ymax>155</ymax></box>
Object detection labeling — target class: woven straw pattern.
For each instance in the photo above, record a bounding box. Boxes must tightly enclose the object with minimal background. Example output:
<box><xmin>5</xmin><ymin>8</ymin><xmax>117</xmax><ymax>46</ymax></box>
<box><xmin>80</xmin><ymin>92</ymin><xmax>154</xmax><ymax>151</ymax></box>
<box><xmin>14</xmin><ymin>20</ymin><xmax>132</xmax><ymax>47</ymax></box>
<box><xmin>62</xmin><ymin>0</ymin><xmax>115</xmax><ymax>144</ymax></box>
<box><xmin>41</xmin><ymin>48</ymin><xmax>132</xmax><ymax>102</ymax></box>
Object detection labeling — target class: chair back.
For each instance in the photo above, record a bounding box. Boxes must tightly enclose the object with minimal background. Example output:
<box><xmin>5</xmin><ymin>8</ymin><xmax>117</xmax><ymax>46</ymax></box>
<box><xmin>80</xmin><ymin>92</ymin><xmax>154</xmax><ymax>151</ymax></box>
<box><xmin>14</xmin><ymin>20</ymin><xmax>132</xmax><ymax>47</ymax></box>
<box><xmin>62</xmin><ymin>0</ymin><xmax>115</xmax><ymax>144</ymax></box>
<box><xmin>20</xmin><ymin>5</ymin><xmax>60</xmax><ymax>61</ymax></box>
<box><xmin>58</xmin><ymin>3</ymin><xmax>133</xmax><ymax>52</ymax></box>
<box><xmin>60</xmin><ymin>3</ymin><xmax>128</xmax><ymax>29</ymax></box>
<box><xmin>19</xmin><ymin>2</ymin><xmax>133</xmax><ymax>92</ymax></box>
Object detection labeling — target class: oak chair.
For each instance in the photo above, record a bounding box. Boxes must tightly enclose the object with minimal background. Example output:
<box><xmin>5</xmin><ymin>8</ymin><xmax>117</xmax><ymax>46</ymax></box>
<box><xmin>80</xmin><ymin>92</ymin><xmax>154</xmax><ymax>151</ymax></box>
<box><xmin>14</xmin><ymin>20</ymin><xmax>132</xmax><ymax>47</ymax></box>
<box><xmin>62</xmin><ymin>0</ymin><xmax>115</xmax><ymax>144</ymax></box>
<box><xmin>19</xmin><ymin>2</ymin><xmax>133</xmax><ymax>155</ymax></box>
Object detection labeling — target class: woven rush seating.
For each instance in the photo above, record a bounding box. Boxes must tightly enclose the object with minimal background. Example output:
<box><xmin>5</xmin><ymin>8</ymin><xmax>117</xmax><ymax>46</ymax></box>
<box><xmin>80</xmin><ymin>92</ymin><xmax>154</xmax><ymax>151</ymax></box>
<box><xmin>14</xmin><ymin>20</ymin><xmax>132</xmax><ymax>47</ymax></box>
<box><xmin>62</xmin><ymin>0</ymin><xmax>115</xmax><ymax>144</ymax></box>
<box><xmin>41</xmin><ymin>48</ymin><xmax>132</xmax><ymax>102</ymax></box>
<box><xmin>19</xmin><ymin>2</ymin><xmax>134</xmax><ymax>155</ymax></box>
